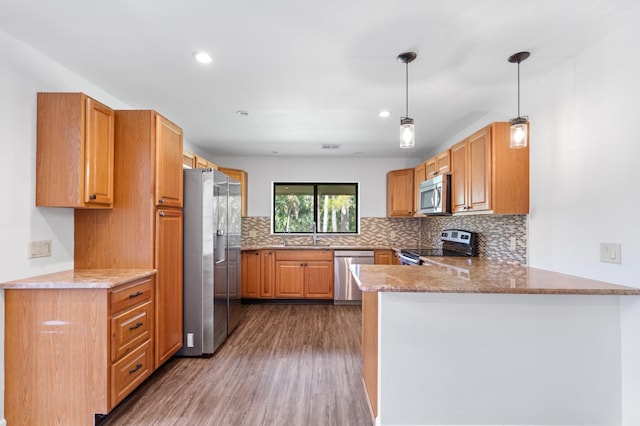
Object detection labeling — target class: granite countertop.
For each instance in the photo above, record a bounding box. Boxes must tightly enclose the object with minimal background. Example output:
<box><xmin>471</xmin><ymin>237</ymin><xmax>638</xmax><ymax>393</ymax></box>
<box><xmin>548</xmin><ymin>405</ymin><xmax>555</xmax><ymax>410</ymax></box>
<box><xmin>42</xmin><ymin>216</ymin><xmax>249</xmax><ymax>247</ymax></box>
<box><xmin>350</xmin><ymin>257</ymin><xmax>640</xmax><ymax>295</ymax></box>
<box><xmin>0</xmin><ymin>269</ymin><xmax>157</xmax><ymax>290</ymax></box>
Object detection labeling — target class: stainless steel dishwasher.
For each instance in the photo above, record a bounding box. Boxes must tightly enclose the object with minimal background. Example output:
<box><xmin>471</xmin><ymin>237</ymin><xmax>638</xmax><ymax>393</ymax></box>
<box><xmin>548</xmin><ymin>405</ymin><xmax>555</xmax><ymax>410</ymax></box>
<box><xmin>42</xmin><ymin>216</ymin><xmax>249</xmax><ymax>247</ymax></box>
<box><xmin>334</xmin><ymin>250</ymin><xmax>374</xmax><ymax>304</ymax></box>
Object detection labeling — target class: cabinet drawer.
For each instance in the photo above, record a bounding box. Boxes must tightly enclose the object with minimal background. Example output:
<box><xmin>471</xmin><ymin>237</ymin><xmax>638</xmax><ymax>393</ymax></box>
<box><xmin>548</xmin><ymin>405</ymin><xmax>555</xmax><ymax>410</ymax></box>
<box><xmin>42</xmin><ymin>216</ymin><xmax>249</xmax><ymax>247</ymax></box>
<box><xmin>110</xmin><ymin>340</ymin><xmax>153</xmax><ymax>408</ymax></box>
<box><xmin>110</xmin><ymin>277</ymin><xmax>153</xmax><ymax>313</ymax></box>
<box><xmin>275</xmin><ymin>250</ymin><xmax>333</xmax><ymax>262</ymax></box>
<box><xmin>111</xmin><ymin>301</ymin><xmax>153</xmax><ymax>362</ymax></box>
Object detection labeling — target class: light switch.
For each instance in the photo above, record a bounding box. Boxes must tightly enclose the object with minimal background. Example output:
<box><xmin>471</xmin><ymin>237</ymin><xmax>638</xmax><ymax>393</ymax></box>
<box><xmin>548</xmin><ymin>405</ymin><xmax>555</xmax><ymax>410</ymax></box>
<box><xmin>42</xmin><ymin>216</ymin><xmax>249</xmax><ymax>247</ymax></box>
<box><xmin>600</xmin><ymin>243</ymin><xmax>621</xmax><ymax>264</ymax></box>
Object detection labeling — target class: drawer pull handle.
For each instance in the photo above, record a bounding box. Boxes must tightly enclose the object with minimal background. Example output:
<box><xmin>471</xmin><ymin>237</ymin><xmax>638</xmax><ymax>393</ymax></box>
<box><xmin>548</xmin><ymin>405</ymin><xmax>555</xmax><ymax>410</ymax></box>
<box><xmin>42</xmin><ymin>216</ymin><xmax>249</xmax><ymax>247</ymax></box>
<box><xmin>129</xmin><ymin>363</ymin><xmax>143</xmax><ymax>374</ymax></box>
<box><xmin>159</xmin><ymin>211</ymin><xmax>166</xmax><ymax>217</ymax></box>
<box><xmin>159</xmin><ymin>198</ymin><xmax>165</xmax><ymax>203</ymax></box>
<box><xmin>129</xmin><ymin>322</ymin><xmax>143</xmax><ymax>330</ymax></box>
<box><xmin>129</xmin><ymin>291</ymin><xmax>143</xmax><ymax>299</ymax></box>
<box><xmin>89</xmin><ymin>194</ymin><xmax>97</xmax><ymax>200</ymax></box>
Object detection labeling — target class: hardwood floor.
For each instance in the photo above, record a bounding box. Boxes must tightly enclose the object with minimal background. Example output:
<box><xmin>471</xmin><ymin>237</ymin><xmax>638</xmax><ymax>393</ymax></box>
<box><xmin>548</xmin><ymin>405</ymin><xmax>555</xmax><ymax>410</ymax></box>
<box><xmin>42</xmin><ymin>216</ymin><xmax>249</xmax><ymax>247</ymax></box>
<box><xmin>103</xmin><ymin>304</ymin><xmax>373</xmax><ymax>426</ymax></box>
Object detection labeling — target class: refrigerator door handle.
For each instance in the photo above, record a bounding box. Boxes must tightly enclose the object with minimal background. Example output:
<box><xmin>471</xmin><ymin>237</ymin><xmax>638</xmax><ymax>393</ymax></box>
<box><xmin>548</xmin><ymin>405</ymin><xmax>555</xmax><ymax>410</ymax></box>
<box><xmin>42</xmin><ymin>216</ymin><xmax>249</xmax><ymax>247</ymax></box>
<box><xmin>215</xmin><ymin>229</ymin><xmax>226</xmax><ymax>263</ymax></box>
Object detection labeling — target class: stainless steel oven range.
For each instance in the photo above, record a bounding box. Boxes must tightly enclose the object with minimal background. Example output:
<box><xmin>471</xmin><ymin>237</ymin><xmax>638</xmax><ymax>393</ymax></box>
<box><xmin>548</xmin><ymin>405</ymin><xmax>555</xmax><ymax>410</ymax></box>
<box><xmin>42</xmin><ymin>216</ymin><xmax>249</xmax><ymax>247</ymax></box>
<box><xmin>399</xmin><ymin>229</ymin><xmax>477</xmax><ymax>265</ymax></box>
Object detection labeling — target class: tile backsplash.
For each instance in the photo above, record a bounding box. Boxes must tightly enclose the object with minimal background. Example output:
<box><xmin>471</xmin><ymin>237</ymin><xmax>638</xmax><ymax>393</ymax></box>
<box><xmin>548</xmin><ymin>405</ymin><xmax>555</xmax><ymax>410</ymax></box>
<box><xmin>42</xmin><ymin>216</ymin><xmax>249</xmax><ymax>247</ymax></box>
<box><xmin>420</xmin><ymin>215</ymin><xmax>527</xmax><ymax>264</ymax></box>
<box><xmin>242</xmin><ymin>214</ymin><xmax>527</xmax><ymax>264</ymax></box>
<box><xmin>242</xmin><ymin>217</ymin><xmax>420</xmax><ymax>248</ymax></box>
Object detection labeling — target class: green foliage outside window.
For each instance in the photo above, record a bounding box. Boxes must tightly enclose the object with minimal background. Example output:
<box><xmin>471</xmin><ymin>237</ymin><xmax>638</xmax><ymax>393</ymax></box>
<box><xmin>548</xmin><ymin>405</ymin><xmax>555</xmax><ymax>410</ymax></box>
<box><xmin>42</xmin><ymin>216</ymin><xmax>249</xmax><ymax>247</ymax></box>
<box><xmin>273</xmin><ymin>183</ymin><xmax>358</xmax><ymax>234</ymax></box>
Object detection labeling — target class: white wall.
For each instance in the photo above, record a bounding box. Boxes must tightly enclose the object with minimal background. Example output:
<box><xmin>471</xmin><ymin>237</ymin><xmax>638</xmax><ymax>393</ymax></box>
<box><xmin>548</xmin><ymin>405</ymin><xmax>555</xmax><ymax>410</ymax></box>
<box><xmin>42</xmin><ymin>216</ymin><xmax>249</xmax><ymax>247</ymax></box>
<box><xmin>207</xmin><ymin>156</ymin><xmax>419</xmax><ymax>217</ymax></box>
<box><xmin>0</xmin><ymin>30</ymin><xmax>133</xmax><ymax>424</ymax></box>
<box><xmin>428</xmin><ymin>10</ymin><xmax>640</xmax><ymax>424</ymax></box>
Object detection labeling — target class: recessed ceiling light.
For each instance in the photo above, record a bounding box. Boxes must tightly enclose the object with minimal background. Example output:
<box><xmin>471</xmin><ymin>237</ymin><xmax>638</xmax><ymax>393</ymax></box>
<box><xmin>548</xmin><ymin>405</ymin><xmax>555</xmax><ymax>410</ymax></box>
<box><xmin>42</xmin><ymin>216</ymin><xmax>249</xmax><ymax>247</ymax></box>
<box><xmin>379</xmin><ymin>110</ymin><xmax>391</xmax><ymax>118</ymax></box>
<box><xmin>236</xmin><ymin>110</ymin><xmax>249</xmax><ymax>116</ymax></box>
<box><xmin>193</xmin><ymin>51</ymin><xmax>212</xmax><ymax>64</ymax></box>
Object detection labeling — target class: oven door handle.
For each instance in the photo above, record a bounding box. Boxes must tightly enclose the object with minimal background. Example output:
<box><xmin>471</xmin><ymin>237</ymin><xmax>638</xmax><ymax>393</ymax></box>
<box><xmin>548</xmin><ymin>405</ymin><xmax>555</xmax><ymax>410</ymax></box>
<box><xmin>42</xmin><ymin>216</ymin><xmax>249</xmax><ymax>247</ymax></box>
<box><xmin>399</xmin><ymin>254</ymin><xmax>421</xmax><ymax>265</ymax></box>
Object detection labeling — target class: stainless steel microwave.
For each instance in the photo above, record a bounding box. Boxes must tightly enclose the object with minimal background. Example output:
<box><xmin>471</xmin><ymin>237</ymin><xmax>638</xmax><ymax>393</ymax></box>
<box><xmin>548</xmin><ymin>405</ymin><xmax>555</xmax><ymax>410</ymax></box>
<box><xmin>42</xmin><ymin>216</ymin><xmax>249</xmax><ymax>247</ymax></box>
<box><xmin>419</xmin><ymin>174</ymin><xmax>451</xmax><ymax>215</ymax></box>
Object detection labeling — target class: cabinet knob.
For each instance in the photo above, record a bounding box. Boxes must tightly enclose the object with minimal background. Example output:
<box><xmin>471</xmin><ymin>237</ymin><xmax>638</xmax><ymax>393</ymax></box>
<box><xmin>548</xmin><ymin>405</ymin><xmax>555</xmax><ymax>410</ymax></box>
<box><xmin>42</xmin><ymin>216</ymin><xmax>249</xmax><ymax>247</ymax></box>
<box><xmin>159</xmin><ymin>199</ymin><xmax>165</xmax><ymax>204</ymax></box>
<box><xmin>159</xmin><ymin>212</ymin><xmax>166</xmax><ymax>217</ymax></box>
<box><xmin>89</xmin><ymin>194</ymin><xmax>97</xmax><ymax>200</ymax></box>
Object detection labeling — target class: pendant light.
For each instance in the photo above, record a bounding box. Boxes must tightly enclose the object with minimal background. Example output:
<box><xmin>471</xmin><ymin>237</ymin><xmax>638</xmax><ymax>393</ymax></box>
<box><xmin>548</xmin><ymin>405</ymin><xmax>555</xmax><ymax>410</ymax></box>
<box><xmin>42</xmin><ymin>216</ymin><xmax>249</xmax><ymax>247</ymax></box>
<box><xmin>508</xmin><ymin>51</ymin><xmax>530</xmax><ymax>149</ymax></box>
<box><xmin>397</xmin><ymin>52</ymin><xmax>417</xmax><ymax>149</ymax></box>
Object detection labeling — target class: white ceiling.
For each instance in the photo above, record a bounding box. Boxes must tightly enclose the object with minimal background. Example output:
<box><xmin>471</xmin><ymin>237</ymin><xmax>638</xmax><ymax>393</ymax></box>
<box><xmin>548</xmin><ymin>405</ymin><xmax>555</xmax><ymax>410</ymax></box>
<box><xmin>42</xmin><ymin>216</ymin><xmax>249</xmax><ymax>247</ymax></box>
<box><xmin>1</xmin><ymin>0</ymin><xmax>638</xmax><ymax>158</ymax></box>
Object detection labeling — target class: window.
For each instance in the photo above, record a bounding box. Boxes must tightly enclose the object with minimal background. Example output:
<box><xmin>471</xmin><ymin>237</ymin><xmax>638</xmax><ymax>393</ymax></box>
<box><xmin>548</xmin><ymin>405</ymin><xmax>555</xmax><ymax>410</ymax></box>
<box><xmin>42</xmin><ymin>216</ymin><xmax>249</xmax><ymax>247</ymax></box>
<box><xmin>272</xmin><ymin>182</ymin><xmax>359</xmax><ymax>234</ymax></box>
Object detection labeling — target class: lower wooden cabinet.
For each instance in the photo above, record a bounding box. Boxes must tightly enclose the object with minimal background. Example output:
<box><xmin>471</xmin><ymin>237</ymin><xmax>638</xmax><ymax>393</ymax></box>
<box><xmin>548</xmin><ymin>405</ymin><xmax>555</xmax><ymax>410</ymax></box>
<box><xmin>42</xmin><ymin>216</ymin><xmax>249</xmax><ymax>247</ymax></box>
<box><xmin>242</xmin><ymin>250</ymin><xmax>276</xmax><ymax>298</ymax></box>
<box><xmin>374</xmin><ymin>249</ymin><xmax>393</xmax><ymax>265</ymax></box>
<box><xmin>4</xmin><ymin>273</ymin><xmax>156</xmax><ymax>425</ymax></box>
<box><xmin>275</xmin><ymin>250</ymin><xmax>333</xmax><ymax>299</ymax></box>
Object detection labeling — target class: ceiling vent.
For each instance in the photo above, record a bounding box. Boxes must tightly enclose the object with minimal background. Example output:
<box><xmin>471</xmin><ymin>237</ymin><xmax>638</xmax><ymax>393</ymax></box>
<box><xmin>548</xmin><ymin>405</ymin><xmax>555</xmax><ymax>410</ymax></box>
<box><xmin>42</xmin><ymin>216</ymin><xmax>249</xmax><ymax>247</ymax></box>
<box><xmin>322</xmin><ymin>144</ymin><xmax>340</xmax><ymax>150</ymax></box>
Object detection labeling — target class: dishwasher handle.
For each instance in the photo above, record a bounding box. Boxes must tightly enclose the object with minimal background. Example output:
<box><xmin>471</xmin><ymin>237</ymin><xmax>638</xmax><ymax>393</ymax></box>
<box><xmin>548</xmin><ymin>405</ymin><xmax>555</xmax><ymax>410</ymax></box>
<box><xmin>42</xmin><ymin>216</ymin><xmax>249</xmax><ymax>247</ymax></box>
<box><xmin>334</xmin><ymin>250</ymin><xmax>375</xmax><ymax>258</ymax></box>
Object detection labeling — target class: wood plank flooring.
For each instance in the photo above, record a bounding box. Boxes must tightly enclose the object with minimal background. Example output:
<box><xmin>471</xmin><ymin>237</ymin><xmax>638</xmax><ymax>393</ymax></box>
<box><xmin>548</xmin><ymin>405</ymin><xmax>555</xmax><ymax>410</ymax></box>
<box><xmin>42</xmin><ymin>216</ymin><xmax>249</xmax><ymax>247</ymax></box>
<box><xmin>103</xmin><ymin>304</ymin><xmax>373</xmax><ymax>426</ymax></box>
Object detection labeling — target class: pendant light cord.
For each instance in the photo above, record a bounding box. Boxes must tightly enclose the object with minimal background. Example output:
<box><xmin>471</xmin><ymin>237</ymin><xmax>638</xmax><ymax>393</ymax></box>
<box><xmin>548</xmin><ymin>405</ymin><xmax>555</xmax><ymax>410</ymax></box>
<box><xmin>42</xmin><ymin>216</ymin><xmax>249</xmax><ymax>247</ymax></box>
<box><xmin>405</xmin><ymin>61</ymin><xmax>409</xmax><ymax>118</ymax></box>
<box><xmin>517</xmin><ymin>61</ymin><xmax>520</xmax><ymax>118</ymax></box>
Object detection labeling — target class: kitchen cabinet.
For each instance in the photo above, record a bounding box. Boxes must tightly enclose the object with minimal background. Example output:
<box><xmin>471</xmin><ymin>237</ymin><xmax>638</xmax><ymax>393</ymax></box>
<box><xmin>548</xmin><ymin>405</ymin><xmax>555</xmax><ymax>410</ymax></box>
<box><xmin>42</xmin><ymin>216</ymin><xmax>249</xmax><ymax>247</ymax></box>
<box><xmin>241</xmin><ymin>250</ymin><xmax>261</xmax><ymax>298</ymax></box>
<box><xmin>3</xmin><ymin>271</ymin><xmax>155</xmax><ymax>425</ymax></box>
<box><xmin>451</xmin><ymin>122</ymin><xmax>529</xmax><ymax>214</ymax></box>
<box><xmin>219</xmin><ymin>167</ymin><xmax>249</xmax><ymax>217</ymax></box>
<box><xmin>413</xmin><ymin>162</ymin><xmax>427</xmax><ymax>216</ymax></box>
<box><xmin>260</xmin><ymin>250</ymin><xmax>276</xmax><ymax>297</ymax></box>
<box><xmin>386</xmin><ymin>168</ymin><xmax>415</xmax><ymax>217</ymax></box>
<box><xmin>424</xmin><ymin>149</ymin><xmax>451</xmax><ymax>179</ymax></box>
<box><xmin>374</xmin><ymin>249</ymin><xmax>393</xmax><ymax>265</ymax></box>
<box><xmin>195</xmin><ymin>154</ymin><xmax>218</xmax><ymax>170</ymax></box>
<box><xmin>183</xmin><ymin>150</ymin><xmax>195</xmax><ymax>169</ymax></box>
<box><xmin>154</xmin><ymin>207</ymin><xmax>184</xmax><ymax>366</ymax></box>
<box><xmin>274</xmin><ymin>250</ymin><xmax>333</xmax><ymax>299</ymax></box>
<box><xmin>74</xmin><ymin>109</ymin><xmax>184</xmax><ymax>369</ymax></box>
<box><xmin>242</xmin><ymin>249</ymin><xmax>276</xmax><ymax>299</ymax></box>
<box><xmin>36</xmin><ymin>92</ymin><xmax>114</xmax><ymax>208</ymax></box>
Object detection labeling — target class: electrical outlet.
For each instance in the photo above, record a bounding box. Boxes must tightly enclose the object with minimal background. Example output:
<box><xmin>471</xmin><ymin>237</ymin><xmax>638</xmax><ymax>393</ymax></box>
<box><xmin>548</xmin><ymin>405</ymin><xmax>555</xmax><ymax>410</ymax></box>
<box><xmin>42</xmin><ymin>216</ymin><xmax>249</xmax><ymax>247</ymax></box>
<box><xmin>187</xmin><ymin>333</ymin><xmax>194</xmax><ymax>347</ymax></box>
<box><xmin>28</xmin><ymin>240</ymin><xmax>51</xmax><ymax>259</ymax></box>
<box><xmin>509</xmin><ymin>237</ymin><xmax>517</xmax><ymax>251</ymax></box>
<box><xmin>248</xmin><ymin>230</ymin><xmax>257</xmax><ymax>238</ymax></box>
<box><xmin>390</xmin><ymin>231</ymin><xmax>396</xmax><ymax>239</ymax></box>
<box><xmin>600</xmin><ymin>243</ymin><xmax>621</xmax><ymax>264</ymax></box>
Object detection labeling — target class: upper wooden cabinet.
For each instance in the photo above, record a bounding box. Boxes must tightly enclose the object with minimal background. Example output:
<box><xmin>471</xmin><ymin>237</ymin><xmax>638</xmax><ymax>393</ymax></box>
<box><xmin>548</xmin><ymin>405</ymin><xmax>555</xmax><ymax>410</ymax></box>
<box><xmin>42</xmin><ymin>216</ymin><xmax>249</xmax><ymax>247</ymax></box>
<box><xmin>386</xmin><ymin>168</ymin><xmax>415</xmax><ymax>217</ymax></box>
<box><xmin>36</xmin><ymin>92</ymin><xmax>115</xmax><ymax>208</ymax></box>
<box><xmin>194</xmin><ymin>155</ymin><xmax>218</xmax><ymax>170</ymax></box>
<box><xmin>451</xmin><ymin>122</ymin><xmax>529</xmax><ymax>214</ymax></box>
<box><xmin>155</xmin><ymin>116</ymin><xmax>183</xmax><ymax>208</ymax></box>
<box><xmin>182</xmin><ymin>150</ymin><xmax>195</xmax><ymax>169</ymax></box>
<box><xmin>219</xmin><ymin>167</ymin><xmax>248</xmax><ymax>217</ymax></box>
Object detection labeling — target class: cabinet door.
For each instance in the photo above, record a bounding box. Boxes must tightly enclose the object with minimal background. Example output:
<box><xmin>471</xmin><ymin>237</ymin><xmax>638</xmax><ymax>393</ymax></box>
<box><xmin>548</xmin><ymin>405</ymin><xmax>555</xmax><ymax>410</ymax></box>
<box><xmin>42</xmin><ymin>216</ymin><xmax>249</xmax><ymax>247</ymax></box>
<box><xmin>275</xmin><ymin>261</ymin><xmax>304</xmax><ymax>298</ymax></box>
<box><xmin>374</xmin><ymin>250</ymin><xmax>393</xmax><ymax>265</ymax></box>
<box><xmin>386</xmin><ymin>168</ymin><xmax>414</xmax><ymax>217</ymax></box>
<box><xmin>182</xmin><ymin>151</ymin><xmax>195</xmax><ymax>169</ymax></box>
<box><xmin>241</xmin><ymin>250</ymin><xmax>260</xmax><ymax>298</ymax></box>
<box><xmin>260</xmin><ymin>250</ymin><xmax>275</xmax><ymax>298</ymax></box>
<box><xmin>425</xmin><ymin>158</ymin><xmax>437</xmax><ymax>179</ymax></box>
<box><xmin>84</xmin><ymin>96</ymin><xmax>115</xmax><ymax>206</ymax></box>
<box><xmin>155</xmin><ymin>115</ymin><xmax>183</xmax><ymax>208</ymax></box>
<box><xmin>451</xmin><ymin>140</ymin><xmax>468</xmax><ymax>212</ymax></box>
<box><xmin>304</xmin><ymin>261</ymin><xmax>334</xmax><ymax>299</ymax></box>
<box><xmin>468</xmin><ymin>127</ymin><xmax>491</xmax><ymax>211</ymax></box>
<box><xmin>435</xmin><ymin>149</ymin><xmax>451</xmax><ymax>175</ymax></box>
<box><xmin>414</xmin><ymin>162</ymin><xmax>427</xmax><ymax>216</ymax></box>
<box><xmin>155</xmin><ymin>208</ymin><xmax>183</xmax><ymax>367</ymax></box>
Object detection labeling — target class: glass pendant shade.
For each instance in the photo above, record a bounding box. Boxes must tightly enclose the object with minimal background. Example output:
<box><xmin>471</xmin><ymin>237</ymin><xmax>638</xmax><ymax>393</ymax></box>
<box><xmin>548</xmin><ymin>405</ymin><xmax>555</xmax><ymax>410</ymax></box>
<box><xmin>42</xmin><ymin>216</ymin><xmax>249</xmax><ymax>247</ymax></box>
<box><xmin>509</xmin><ymin>117</ymin><xmax>528</xmax><ymax>149</ymax></box>
<box><xmin>399</xmin><ymin>117</ymin><xmax>415</xmax><ymax>149</ymax></box>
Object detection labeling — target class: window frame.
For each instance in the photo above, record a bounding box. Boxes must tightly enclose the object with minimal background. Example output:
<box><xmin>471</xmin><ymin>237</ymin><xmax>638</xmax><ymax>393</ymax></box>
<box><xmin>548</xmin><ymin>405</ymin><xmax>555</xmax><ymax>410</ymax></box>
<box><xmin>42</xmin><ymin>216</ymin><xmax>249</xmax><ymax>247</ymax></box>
<box><xmin>271</xmin><ymin>181</ymin><xmax>360</xmax><ymax>235</ymax></box>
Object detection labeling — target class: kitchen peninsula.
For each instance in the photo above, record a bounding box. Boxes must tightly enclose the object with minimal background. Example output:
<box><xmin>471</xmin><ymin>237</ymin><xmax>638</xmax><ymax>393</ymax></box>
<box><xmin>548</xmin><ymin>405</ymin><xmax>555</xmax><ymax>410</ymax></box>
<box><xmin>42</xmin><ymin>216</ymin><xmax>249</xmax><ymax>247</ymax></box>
<box><xmin>352</xmin><ymin>259</ymin><xmax>640</xmax><ymax>426</ymax></box>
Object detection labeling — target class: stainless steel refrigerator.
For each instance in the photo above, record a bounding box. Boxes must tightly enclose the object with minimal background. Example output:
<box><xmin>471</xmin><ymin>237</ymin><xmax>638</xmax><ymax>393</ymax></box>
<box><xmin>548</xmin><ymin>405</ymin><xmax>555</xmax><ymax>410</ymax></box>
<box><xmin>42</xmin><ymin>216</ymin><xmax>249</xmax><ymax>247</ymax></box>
<box><xmin>179</xmin><ymin>168</ymin><xmax>241</xmax><ymax>357</ymax></box>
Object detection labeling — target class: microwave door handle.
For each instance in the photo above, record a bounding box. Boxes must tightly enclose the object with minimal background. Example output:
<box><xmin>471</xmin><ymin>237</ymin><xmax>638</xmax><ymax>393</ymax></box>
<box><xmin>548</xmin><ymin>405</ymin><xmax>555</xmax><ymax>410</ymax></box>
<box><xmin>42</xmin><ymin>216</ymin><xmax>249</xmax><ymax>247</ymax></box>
<box><xmin>432</xmin><ymin>188</ymin><xmax>440</xmax><ymax>208</ymax></box>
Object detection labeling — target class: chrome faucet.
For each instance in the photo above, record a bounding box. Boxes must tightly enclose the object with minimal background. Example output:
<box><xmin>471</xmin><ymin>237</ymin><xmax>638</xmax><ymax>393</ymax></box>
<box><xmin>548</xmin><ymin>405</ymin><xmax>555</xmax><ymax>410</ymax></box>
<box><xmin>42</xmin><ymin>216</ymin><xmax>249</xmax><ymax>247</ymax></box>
<box><xmin>312</xmin><ymin>221</ymin><xmax>320</xmax><ymax>245</ymax></box>
<box><xmin>283</xmin><ymin>225</ymin><xmax>289</xmax><ymax>246</ymax></box>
